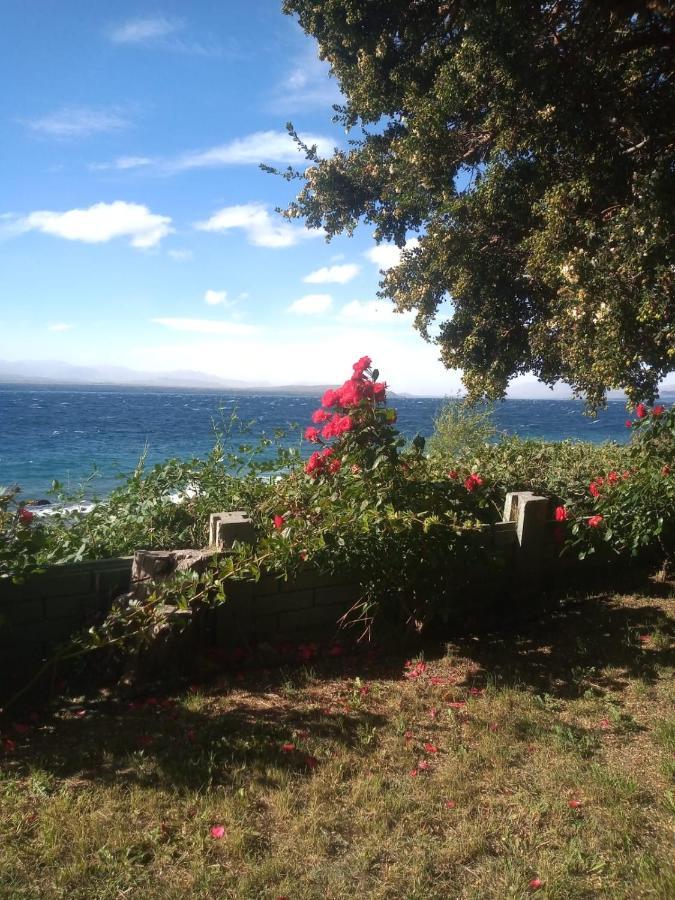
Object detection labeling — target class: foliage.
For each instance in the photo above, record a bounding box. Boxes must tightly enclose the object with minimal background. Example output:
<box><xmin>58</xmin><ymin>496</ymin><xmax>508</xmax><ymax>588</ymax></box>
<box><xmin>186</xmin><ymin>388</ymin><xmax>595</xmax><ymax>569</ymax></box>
<box><xmin>0</xmin><ymin>487</ymin><xmax>46</xmax><ymax>583</ymax></box>
<box><xmin>569</xmin><ymin>402</ymin><xmax>675</xmax><ymax>563</ymax></box>
<box><xmin>426</xmin><ymin>399</ymin><xmax>497</xmax><ymax>463</ymax></box>
<box><xmin>277</xmin><ymin>1</ymin><xmax>675</xmax><ymax>409</ymax></box>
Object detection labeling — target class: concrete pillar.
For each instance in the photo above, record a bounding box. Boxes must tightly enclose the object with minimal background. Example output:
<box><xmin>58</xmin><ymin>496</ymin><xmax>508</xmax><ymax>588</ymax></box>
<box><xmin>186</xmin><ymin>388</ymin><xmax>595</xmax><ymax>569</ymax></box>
<box><xmin>503</xmin><ymin>491</ymin><xmax>550</xmax><ymax>572</ymax></box>
<box><xmin>209</xmin><ymin>511</ymin><xmax>256</xmax><ymax>549</ymax></box>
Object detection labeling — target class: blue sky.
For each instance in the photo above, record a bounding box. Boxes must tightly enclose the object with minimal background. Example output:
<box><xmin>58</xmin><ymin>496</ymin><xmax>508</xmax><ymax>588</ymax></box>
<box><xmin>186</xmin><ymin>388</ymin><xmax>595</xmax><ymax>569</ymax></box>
<box><xmin>2</xmin><ymin>2</ymin><xmax>553</xmax><ymax>396</ymax></box>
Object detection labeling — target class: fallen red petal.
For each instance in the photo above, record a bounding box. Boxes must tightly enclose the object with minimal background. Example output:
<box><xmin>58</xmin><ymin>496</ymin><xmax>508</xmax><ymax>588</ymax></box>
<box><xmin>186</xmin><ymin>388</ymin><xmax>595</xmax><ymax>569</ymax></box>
<box><xmin>210</xmin><ymin>825</ymin><xmax>226</xmax><ymax>839</ymax></box>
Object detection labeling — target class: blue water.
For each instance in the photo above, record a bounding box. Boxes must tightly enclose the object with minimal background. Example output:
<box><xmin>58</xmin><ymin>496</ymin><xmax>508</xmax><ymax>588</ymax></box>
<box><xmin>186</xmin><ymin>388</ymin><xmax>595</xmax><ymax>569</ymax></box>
<box><xmin>0</xmin><ymin>385</ymin><xmax>633</xmax><ymax>499</ymax></box>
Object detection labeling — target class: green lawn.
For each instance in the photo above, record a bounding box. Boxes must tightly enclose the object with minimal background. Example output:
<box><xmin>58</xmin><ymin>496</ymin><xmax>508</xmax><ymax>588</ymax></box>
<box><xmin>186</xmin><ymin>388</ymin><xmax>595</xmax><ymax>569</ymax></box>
<box><xmin>1</xmin><ymin>577</ymin><xmax>673</xmax><ymax>899</ymax></box>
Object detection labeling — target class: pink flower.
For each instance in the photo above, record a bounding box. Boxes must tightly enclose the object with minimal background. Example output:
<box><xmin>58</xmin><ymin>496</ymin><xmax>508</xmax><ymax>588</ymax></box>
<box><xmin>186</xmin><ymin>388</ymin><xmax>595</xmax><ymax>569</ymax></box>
<box><xmin>304</xmin><ymin>426</ymin><xmax>321</xmax><ymax>443</ymax></box>
<box><xmin>210</xmin><ymin>825</ymin><xmax>226</xmax><ymax>839</ymax></box>
<box><xmin>636</xmin><ymin>402</ymin><xmax>647</xmax><ymax>419</ymax></box>
<box><xmin>599</xmin><ymin>717</ymin><xmax>611</xmax><ymax>729</ymax></box>
<box><xmin>588</xmin><ymin>514</ymin><xmax>603</xmax><ymax>527</ymax></box>
<box><xmin>321</xmin><ymin>388</ymin><xmax>339</xmax><ymax>408</ymax></box>
<box><xmin>311</xmin><ymin>408</ymin><xmax>331</xmax><ymax>423</ymax></box>
<box><xmin>417</xmin><ymin>759</ymin><xmax>430</xmax><ymax>771</ymax></box>
<box><xmin>273</xmin><ymin>515</ymin><xmax>284</xmax><ymax>530</ymax></box>
<box><xmin>409</xmin><ymin>768</ymin><xmax>418</xmax><ymax>777</ymax></box>
<box><xmin>652</xmin><ymin>404</ymin><xmax>665</xmax><ymax>417</ymax></box>
<box><xmin>444</xmin><ymin>800</ymin><xmax>456</xmax><ymax>809</ymax></box>
<box><xmin>553</xmin><ymin>505</ymin><xmax>568</xmax><ymax>522</ymax></box>
<box><xmin>625</xmin><ymin>419</ymin><xmax>633</xmax><ymax>428</ymax></box>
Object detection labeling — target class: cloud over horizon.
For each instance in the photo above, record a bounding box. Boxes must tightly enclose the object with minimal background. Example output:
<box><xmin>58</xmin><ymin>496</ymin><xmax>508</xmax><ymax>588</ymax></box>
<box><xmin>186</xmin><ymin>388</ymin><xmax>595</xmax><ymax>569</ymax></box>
<box><xmin>25</xmin><ymin>106</ymin><xmax>131</xmax><ymax>139</ymax></box>
<box><xmin>13</xmin><ymin>201</ymin><xmax>173</xmax><ymax>249</ymax></box>
<box><xmin>151</xmin><ymin>317</ymin><xmax>257</xmax><ymax>336</ymax></box>
<box><xmin>287</xmin><ymin>293</ymin><xmax>333</xmax><ymax>315</ymax></box>
<box><xmin>303</xmin><ymin>263</ymin><xmax>359</xmax><ymax>284</ymax></box>
<box><xmin>195</xmin><ymin>202</ymin><xmax>321</xmax><ymax>248</ymax></box>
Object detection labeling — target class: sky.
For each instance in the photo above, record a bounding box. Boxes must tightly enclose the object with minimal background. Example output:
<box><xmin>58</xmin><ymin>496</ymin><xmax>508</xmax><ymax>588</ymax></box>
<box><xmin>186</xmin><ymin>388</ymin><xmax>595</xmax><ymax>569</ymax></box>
<box><xmin>0</xmin><ymin>1</ymin><xmax>566</xmax><ymax>397</ymax></box>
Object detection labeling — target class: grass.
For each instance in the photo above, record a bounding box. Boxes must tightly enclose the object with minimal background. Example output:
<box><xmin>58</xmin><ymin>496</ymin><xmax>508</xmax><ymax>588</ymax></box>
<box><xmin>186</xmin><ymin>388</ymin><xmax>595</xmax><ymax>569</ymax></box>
<box><xmin>1</xmin><ymin>576</ymin><xmax>673</xmax><ymax>899</ymax></box>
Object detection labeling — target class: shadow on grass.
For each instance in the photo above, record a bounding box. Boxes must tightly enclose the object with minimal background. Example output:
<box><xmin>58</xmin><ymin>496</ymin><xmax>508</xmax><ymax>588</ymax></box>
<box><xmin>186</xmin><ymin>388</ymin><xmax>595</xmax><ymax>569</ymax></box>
<box><xmin>443</xmin><ymin>565</ymin><xmax>674</xmax><ymax>697</ymax></box>
<box><xmin>2</xmin><ymin>566</ymin><xmax>672</xmax><ymax>788</ymax></box>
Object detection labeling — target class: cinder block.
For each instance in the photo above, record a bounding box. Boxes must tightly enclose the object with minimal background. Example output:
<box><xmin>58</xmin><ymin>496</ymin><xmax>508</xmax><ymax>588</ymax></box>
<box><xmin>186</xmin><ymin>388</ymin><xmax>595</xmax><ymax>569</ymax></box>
<box><xmin>314</xmin><ymin>584</ymin><xmax>360</xmax><ymax>608</ymax></box>
<box><xmin>3</xmin><ymin>598</ymin><xmax>44</xmax><ymax>624</ymax></box>
<box><xmin>255</xmin><ymin>589</ymin><xmax>314</xmax><ymax>616</ymax></box>
<box><xmin>44</xmin><ymin>595</ymin><xmax>87</xmax><ymax>619</ymax></box>
<box><xmin>279</xmin><ymin>604</ymin><xmax>345</xmax><ymax>633</ymax></box>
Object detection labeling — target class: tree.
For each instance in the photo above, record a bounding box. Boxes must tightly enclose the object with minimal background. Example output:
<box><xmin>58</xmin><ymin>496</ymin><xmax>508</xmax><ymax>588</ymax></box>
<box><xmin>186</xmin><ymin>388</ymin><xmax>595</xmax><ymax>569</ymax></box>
<box><xmin>277</xmin><ymin>1</ymin><xmax>675</xmax><ymax>408</ymax></box>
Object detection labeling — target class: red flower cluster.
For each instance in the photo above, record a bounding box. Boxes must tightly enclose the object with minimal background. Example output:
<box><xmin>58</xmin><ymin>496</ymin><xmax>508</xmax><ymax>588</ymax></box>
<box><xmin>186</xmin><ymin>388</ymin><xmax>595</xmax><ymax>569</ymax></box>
<box><xmin>18</xmin><ymin>508</ymin><xmax>34</xmax><ymax>523</ymax></box>
<box><xmin>554</xmin><ymin>505</ymin><xmax>568</xmax><ymax>521</ymax></box>
<box><xmin>464</xmin><ymin>473</ymin><xmax>484</xmax><ymax>492</ymax></box>
<box><xmin>305</xmin><ymin>447</ymin><xmax>340</xmax><ymax>478</ymax></box>
<box><xmin>588</xmin><ymin>514</ymin><xmax>603</xmax><ymax>528</ymax></box>
<box><xmin>303</xmin><ymin>356</ymin><xmax>389</xmax><ymax>477</ymax></box>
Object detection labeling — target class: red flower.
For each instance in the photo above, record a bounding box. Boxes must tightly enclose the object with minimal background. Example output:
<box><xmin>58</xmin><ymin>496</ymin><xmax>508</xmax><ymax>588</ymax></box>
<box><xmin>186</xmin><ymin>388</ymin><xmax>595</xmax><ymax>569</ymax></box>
<box><xmin>273</xmin><ymin>515</ymin><xmax>284</xmax><ymax>530</ymax></box>
<box><xmin>210</xmin><ymin>825</ymin><xmax>226</xmax><ymax>839</ymax></box>
<box><xmin>429</xmin><ymin>707</ymin><xmax>438</xmax><ymax>719</ymax></box>
<box><xmin>311</xmin><ymin>408</ymin><xmax>330</xmax><ymax>423</ymax></box>
<box><xmin>372</xmin><ymin>382</ymin><xmax>387</xmax><ymax>402</ymax></box>
<box><xmin>328</xmin><ymin>458</ymin><xmax>342</xmax><ymax>474</ymax></box>
<box><xmin>305</xmin><ymin>755</ymin><xmax>319</xmax><ymax>770</ymax></box>
<box><xmin>529</xmin><ymin>878</ymin><xmax>543</xmax><ymax>891</ymax></box>
<box><xmin>448</xmin><ymin>701</ymin><xmax>466</xmax><ymax>709</ymax></box>
<box><xmin>652</xmin><ymin>405</ymin><xmax>665</xmax><ymax>417</ymax></box>
<box><xmin>304</xmin><ymin>426</ymin><xmax>321</xmax><ymax>443</ymax></box>
<box><xmin>280</xmin><ymin>743</ymin><xmax>295</xmax><ymax>753</ymax></box>
<box><xmin>568</xmin><ymin>799</ymin><xmax>582</xmax><ymax>809</ymax></box>
<box><xmin>625</xmin><ymin>419</ymin><xmax>633</xmax><ymax>428</ymax></box>
<box><xmin>444</xmin><ymin>800</ymin><xmax>456</xmax><ymax>809</ymax></box>
<box><xmin>3</xmin><ymin>738</ymin><xmax>18</xmax><ymax>753</ymax></box>
<box><xmin>321</xmin><ymin>388</ymin><xmax>339</xmax><ymax>408</ymax></box>
<box><xmin>337</xmin><ymin>378</ymin><xmax>366</xmax><ymax>407</ymax></box>
<box><xmin>424</xmin><ymin>742</ymin><xmax>438</xmax><ymax>754</ymax></box>
<box><xmin>607</xmin><ymin>470</ymin><xmax>619</xmax><ymax>484</ymax></box>
<box><xmin>305</xmin><ymin>451</ymin><xmax>323</xmax><ymax>476</ymax></box>
<box><xmin>635</xmin><ymin>402</ymin><xmax>647</xmax><ymax>418</ymax></box>
<box><xmin>18</xmin><ymin>507</ymin><xmax>34</xmax><ymax>523</ymax></box>
<box><xmin>588</xmin><ymin>514</ymin><xmax>603</xmax><ymax>527</ymax></box>
<box><xmin>589</xmin><ymin>481</ymin><xmax>601</xmax><ymax>498</ymax></box>
<box><xmin>447</xmin><ymin>470</ymin><xmax>459</xmax><ymax>480</ymax></box>
<box><xmin>464</xmin><ymin>473</ymin><xmax>483</xmax><ymax>492</ymax></box>
<box><xmin>662</xmin><ymin>465</ymin><xmax>671</xmax><ymax>476</ymax></box>
<box><xmin>352</xmin><ymin>355</ymin><xmax>372</xmax><ymax>377</ymax></box>
<box><xmin>409</xmin><ymin>768</ymin><xmax>418</xmax><ymax>777</ymax></box>
<box><xmin>554</xmin><ymin>505</ymin><xmax>568</xmax><ymax>522</ymax></box>
<box><xmin>417</xmin><ymin>759</ymin><xmax>430</xmax><ymax>771</ymax></box>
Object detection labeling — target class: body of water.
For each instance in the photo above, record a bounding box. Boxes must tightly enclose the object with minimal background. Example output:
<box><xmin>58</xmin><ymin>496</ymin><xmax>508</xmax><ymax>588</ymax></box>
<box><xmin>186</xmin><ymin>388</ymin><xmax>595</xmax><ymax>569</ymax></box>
<box><xmin>0</xmin><ymin>384</ymin><xmax>634</xmax><ymax>499</ymax></box>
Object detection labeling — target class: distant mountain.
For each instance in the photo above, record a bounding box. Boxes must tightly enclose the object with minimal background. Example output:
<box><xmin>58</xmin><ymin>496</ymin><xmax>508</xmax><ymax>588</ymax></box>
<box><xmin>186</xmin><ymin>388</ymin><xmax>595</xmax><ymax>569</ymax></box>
<box><xmin>0</xmin><ymin>359</ymin><xmax>336</xmax><ymax>395</ymax></box>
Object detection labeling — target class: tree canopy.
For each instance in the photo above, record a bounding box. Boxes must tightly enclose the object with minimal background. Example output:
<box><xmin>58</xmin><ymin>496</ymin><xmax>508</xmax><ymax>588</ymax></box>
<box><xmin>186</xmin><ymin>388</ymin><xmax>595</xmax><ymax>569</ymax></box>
<box><xmin>279</xmin><ymin>1</ymin><xmax>675</xmax><ymax>407</ymax></box>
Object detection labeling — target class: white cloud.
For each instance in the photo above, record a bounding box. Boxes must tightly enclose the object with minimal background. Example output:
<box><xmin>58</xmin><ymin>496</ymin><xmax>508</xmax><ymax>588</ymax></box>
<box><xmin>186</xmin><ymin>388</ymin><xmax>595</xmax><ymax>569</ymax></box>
<box><xmin>365</xmin><ymin>238</ymin><xmax>419</xmax><ymax>271</ymax></box>
<box><xmin>195</xmin><ymin>202</ymin><xmax>321</xmax><ymax>249</ymax></box>
<box><xmin>25</xmin><ymin>107</ymin><xmax>130</xmax><ymax>139</ymax></box>
<box><xmin>92</xmin><ymin>130</ymin><xmax>334</xmax><ymax>176</ymax></box>
<box><xmin>47</xmin><ymin>323</ymin><xmax>74</xmax><ymax>332</ymax></box>
<box><xmin>168</xmin><ymin>248</ymin><xmax>193</xmax><ymax>262</ymax></box>
<box><xmin>151</xmin><ymin>318</ymin><xmax>257</xmax><ymax>336</ymax></box>
<box><xmin>167</xmin><ymin>130</ymin><xmax>333</xmax><ymax>172</ymax></box>
<box><xmin>303</xmin><ymin>263</ymin><xmax>360</xmax><ymax>284</ymax></box>
<box><xmin>90</xmin><ymin>156</ymin><xmax>151</xmax><ymax>172</ymax></box>
<box><xmin>287</xmin><ymin>294</ymin><xmax>333</xmax><ymax>315</ymax></box>
<box><xmin>339</xmin><ymin>299</ymin><xmax>414</xmax><ymax>325</ymax></box>
<box><xmin>204</xmin><ymin>289</ymin><xmax>229</xmax><ymax>306</ymax></box>
<box><xmin>16</xmin><ymin>201</ymin><xmax>173</xmax><ymax>249</ymax></box>
<box><xmin>109</xmin><ymin>16</ymin><xmax>181</xmax><ymax>45</ymax></box>
<box><xmin>268</xmin><ymin>46</ymin><xmax>343</xmax><ymax>113</ymax></box>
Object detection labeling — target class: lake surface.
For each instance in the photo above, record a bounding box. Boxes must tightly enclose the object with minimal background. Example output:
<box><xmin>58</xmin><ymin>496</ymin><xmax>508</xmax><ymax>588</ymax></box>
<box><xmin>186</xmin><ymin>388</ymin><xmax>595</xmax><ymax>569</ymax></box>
<box><xmin>0</xmin><ymin>385</ymin><xmax>634</xmax><ymax>498</ymax></box>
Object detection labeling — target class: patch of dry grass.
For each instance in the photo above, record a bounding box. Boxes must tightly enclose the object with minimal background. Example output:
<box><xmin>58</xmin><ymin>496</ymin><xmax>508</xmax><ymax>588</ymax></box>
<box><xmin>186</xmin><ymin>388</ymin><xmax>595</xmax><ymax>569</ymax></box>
<box><xmin>1</xmin><ymin>579</ymin><xmax>673</xmax><ymax>899</ymax></box>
